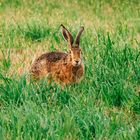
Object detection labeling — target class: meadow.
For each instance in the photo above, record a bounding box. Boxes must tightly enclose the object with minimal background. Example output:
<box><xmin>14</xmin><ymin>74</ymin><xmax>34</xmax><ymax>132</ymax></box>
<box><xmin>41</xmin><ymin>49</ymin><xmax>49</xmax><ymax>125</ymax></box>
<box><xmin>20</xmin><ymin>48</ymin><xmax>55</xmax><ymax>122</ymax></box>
<box><xmin>0</xmin><ymin>0</ymin><xmax>140</xmax><ymax>139</ymax></box>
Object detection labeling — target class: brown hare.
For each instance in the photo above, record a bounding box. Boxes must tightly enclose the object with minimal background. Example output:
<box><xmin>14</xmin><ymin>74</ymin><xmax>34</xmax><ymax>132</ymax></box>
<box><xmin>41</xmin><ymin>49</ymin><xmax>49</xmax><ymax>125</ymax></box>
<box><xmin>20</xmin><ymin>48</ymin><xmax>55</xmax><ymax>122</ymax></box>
<box><xmin>30</xmin><ymin>24</ymin><xmax>84</xmax><ymax>85</ymax></box>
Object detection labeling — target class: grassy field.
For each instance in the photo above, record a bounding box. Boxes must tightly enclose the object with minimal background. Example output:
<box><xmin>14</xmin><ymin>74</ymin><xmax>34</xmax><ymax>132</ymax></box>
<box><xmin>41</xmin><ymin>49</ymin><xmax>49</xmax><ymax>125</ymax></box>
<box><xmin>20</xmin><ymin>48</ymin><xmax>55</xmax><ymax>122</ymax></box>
<box><xmin>0</xmin><ymin>0</ymin><xmax>140</xmax><ymax>139</ymax></box>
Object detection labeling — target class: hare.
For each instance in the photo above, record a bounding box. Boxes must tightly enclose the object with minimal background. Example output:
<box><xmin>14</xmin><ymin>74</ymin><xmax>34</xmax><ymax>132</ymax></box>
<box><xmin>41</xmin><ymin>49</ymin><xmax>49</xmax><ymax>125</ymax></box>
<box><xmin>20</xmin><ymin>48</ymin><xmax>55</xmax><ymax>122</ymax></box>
<box><xmin>30</xmin><ymin>24</ymin><xmax>84</xmax><ymax>85</ymax></box>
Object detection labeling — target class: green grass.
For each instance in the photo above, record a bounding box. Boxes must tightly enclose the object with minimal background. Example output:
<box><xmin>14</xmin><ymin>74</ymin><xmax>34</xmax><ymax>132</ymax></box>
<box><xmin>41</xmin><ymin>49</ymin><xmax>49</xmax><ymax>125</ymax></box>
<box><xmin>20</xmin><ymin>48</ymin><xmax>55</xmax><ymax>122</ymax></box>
<box><xmin>0</xmin><ymin>0</ymin><xmax>140</xmax><ymax>139</ymax></box>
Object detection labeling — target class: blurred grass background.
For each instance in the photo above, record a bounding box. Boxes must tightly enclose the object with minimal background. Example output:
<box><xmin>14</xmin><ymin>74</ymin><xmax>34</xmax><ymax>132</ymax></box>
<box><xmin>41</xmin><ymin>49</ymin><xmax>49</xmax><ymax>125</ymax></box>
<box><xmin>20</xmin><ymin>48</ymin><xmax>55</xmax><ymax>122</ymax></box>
<box><xmin>0</xmin><ymin>0</ymin><xmax>140</xmax><ymax>139</ymax></box>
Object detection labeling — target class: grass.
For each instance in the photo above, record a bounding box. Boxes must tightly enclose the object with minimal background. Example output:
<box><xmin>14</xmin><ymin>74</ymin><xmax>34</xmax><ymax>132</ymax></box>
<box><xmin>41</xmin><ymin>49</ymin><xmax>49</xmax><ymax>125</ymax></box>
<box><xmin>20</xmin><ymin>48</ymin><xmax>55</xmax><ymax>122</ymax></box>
<box><xmin>0</xmin><ymin>0</ymin><xmax>140</xmax><ymax>139</ymax></box>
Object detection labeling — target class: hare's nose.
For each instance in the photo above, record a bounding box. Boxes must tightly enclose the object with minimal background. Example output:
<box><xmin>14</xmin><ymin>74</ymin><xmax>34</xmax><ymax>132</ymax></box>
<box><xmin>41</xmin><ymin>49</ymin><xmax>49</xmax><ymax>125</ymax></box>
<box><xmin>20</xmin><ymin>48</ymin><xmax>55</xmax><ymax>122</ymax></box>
<box><xmin>75</xmin><ymin>60</ymin><xmax>79</xmax><ymax>64</ymax></box>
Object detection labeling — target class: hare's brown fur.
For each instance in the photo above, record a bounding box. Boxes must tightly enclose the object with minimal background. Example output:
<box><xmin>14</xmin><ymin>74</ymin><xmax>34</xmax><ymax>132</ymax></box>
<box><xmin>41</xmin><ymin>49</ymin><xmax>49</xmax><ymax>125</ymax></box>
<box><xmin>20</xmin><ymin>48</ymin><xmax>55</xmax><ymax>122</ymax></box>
<box><xmin>31</xmin><ymin>25</ymin><xmax>84</xmax><ymax>85</ymax></box>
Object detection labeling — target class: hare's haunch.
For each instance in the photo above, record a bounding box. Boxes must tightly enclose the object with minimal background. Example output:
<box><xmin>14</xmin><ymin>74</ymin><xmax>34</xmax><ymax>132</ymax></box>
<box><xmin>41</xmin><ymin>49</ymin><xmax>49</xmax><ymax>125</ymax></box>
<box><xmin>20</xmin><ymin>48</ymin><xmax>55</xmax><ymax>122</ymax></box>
<box><xmin>31</xmin><ymin>25</ymin><xmax>84</xmax><ymax>85</ymax></box>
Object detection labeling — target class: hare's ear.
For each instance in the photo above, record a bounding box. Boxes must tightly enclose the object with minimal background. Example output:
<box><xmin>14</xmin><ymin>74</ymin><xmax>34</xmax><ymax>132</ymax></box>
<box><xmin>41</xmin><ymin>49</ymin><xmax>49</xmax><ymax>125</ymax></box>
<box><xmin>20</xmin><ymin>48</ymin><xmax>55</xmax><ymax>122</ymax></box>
<box><xmin>75</xmin><ymin>26</ymin><xmax>84</xmax><ymax>46</ymax></box>
<box><xmin>61</xmin><ymin>24</ymin><xmax>74</xmax><ymax>45</ymax></box>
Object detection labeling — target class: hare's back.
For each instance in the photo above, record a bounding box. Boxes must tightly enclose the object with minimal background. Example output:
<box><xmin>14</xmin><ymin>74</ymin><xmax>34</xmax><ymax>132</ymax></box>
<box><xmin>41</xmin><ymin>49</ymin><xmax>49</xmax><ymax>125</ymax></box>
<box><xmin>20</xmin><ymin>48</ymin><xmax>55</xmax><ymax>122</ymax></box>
<box><xmin>31</xmin><ymin>52</ymin><xmax>67</xmax><ymax>79</ymax></box>
<box><xmin>36</xmin><ymin>52</ymin><xmax>67</xmax><ymax>62</ymax></box>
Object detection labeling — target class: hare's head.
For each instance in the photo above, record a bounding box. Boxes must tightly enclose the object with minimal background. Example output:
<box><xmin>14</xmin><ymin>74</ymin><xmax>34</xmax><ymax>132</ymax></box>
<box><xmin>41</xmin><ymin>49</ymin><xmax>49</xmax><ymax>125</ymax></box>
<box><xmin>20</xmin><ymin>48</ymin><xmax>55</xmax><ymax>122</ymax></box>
<box><xmin>61</xmin><ymin>24</ymin><xmax>84</xmax><ymax>67</ymax></box>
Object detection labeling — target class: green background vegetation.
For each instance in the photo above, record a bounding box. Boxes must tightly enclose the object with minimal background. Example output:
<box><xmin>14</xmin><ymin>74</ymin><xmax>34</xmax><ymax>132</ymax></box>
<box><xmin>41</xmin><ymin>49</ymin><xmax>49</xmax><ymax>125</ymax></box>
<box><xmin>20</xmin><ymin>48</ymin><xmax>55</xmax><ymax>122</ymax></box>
<box><xmin>0</xmin><ymin>0</ymin><xmax>140</xmax><ymax>139</ymax></box>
